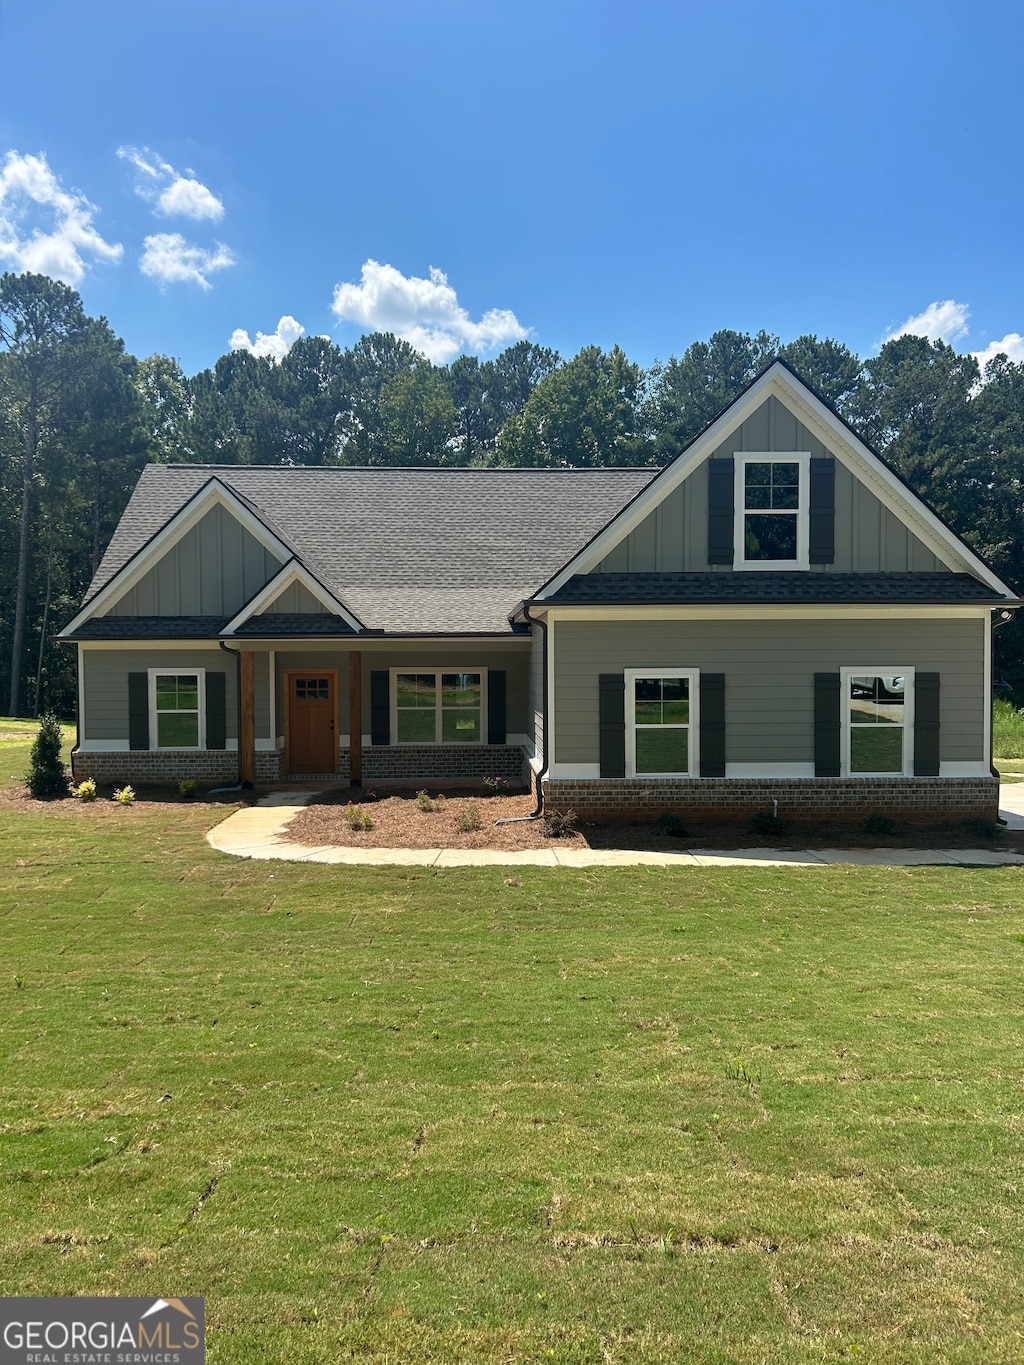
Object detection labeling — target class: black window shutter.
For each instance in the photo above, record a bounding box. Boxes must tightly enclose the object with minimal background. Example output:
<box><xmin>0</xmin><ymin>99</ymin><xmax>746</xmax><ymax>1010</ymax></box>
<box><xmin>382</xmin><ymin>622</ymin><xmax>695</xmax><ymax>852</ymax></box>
<box><xmin>914</xmin><ymin>673</ymin><xmax>940</xmax><ymax>776</ymax></box>
<box><xmin>128</xmin><ymin>672</ymin><xmax>149</xmax><ymax>750</ymax></box>
<box><xmin>809</xmin><ymin>457</ymin><xmax>835</xmax><ymax>565</ymax></box>
<box><xmin>814</xmin><ymin>672</ymin><xmax>842</xmax><ymax>776</ymax></box>
<box><xmin>598</xmin><ymin>673</ymin><xmax>626</xmax><ymax>778</ymax></box>
<box><xmin>487</xmin><ymin>670</ymin><xmax>506</xmax><ymax>744</ymax></box>
<box><xmin>370</xmin><ymin>671</ymin><xmax>390</xmax><ymax>745</ymax></box>
<box><xmin>707</xmin><ymin>457</ymin><xmax>735</xmax><ymax>565</ymax></box>
<box><xmin>699</xmin><ymin>673</ymin><xmax>726</xmax><ymax>776</ymax></box>
<box><xmin>206</xmin><ymin>672</ymin><xmax>227</xmax><ymax>750</ymax></box>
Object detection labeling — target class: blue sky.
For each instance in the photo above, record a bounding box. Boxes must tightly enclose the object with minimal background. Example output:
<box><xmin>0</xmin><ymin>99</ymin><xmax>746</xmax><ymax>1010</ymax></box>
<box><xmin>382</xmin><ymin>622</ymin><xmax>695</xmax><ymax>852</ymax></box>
<box><xmin>2</xmin><ymin>0</ymin><xmax>1022</xmax><ymax>375</ymax></box>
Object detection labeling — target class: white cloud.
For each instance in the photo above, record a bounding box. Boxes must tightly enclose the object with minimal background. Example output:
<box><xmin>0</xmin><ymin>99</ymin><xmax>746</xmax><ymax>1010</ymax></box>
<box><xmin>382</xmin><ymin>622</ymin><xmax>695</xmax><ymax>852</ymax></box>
<box><xmin>0</xmin><ymin>150</ymin><xmax>122</xmax><ymax>285</ymax></box>
<box><xmin>971</xmin><ymin>333</ymin><xmax>1024</xmax><ymax>371</ymax></box>
<box><xmin>140</xmin><ymin>232</ymin><xmax>235</xmax><ymax>290</ymax></box>
<box><xmin>883</xmin><ymin>299</ymin><xmax>971</xmax><ymax>346</ymax></box>
<box><xmin>229</xmin><ymin>315</ymin><xmax>305</xmax><ymax>362</ymax></box>
<box><xmin>331</xmin><ymin>259</ymin><xmax>527</xmax><ymax>364</ymax></box>
<box><xmin>117</xmin><ymin>145</ymin><xmax>225</xmax><ymax>222</ymax></box>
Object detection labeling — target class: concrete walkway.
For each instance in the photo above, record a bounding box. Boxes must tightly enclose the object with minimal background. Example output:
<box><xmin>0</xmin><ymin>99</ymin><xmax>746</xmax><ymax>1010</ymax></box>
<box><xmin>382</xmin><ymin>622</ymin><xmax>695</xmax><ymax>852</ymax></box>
<box><xmin>204</xmin><ymin>790</ymin><xmax>1024</xmax><ymax>868</ymax></box>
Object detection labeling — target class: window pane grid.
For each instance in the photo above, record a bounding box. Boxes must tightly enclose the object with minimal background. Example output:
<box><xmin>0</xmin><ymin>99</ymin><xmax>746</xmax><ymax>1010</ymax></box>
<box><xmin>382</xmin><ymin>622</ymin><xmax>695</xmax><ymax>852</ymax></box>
<box><xmin>848</xmin><ymin>674</ymin><xmax>906</xmax><ymax>774</ymax></box>
<box><xmin>633</xmin><ymin>676</ymin><xmax>690</xmax><ymax>775</ymax></box>
<box><xmin>395</xmin><ymin>670</ymin><xmax>483</xmax><ymax>744</ymax></box>
<box><xmin>153</xmin><ymin>672</ymin><xmax>201</xmax><ymax>749</ymax></box>
<box><xmin>742</xmin><ymin>459</ymin><xmax>802</xmax><ymax>562</ymax></box>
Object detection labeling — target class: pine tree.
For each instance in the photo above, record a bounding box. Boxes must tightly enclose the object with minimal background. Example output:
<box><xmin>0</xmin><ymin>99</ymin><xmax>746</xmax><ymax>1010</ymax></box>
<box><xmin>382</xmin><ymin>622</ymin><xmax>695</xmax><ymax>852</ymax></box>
<box><xmin>26</xmin><ymin>713</ymin><xmax>68</xmax><ymax>798</ymax></box>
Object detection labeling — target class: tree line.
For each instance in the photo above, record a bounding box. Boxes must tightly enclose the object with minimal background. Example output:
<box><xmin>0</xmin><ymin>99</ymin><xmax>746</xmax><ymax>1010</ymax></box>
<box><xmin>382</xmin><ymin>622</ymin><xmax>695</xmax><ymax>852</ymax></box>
<box><xmin>2</xmin><ymin>270</ymin><xmax>1022</xmax><ymax>718</ymax></box>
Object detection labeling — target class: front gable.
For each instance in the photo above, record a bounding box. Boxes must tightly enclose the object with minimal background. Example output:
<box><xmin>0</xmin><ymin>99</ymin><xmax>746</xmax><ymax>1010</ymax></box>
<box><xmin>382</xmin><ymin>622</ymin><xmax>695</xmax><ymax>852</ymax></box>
<box><xmin>106</xmin><ymin>501</ymin><xmax>286</xmax><ymax>618</ymax></box>
<box><xmin>535</xmin><ymin>364</ymin><xmax>1015</xmax><ymax>599</ymax></box>
<box><xmin>60</xmin><ymin>477</ymin><xmax>294</xmax><ymax>639</ymax></box>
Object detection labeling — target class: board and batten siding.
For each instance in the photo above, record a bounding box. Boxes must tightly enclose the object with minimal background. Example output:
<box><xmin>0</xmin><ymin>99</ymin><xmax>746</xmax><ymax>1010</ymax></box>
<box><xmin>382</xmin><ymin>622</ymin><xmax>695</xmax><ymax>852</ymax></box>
<box><xmin>553</xmin><ymin>617</ymin><xmax>985</xmax><ymax>768</ymax></box>
<box><xmin>258</xmin><ymin>580</ymin><xmax>326</xmax><ymax>614</ymax></box>
<box><xmin>106</xmin><ymin>503</ymin><xmax>284</xmax><ymax>618</ymax></box>
<box><xmin>80</xmin><ymin>647</ymin><xmax>254</xmax><ymax>744</ymax></box>
<box><xmin>593</xmin><ymin>397</ymin><xmax>946</xmax><ymax>575</ymax></box>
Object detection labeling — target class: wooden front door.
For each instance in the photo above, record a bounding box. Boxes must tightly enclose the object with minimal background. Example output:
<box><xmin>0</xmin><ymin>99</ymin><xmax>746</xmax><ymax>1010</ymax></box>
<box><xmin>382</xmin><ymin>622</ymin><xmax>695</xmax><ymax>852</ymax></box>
<box><xmin>286</xmin><ymin>672</ymin><xmax>337</xmax><ymax>773</ymax></box>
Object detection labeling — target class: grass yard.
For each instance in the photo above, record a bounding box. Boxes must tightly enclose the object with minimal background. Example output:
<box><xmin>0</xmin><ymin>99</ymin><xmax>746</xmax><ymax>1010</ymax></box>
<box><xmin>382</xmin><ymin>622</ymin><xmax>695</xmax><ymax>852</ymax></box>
<box><xmin>2</xmin><ymin>783</ymin><xmax>1024</xmax><ymax>1361</ymax></box>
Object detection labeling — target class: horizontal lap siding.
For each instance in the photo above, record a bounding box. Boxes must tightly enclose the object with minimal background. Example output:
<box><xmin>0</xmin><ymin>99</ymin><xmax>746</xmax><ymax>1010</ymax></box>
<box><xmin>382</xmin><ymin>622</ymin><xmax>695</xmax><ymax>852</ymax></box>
<box><xmin>82</xmin><ymin>648</ymin><xmax>238</xmax><ymax>742</ymax></box>
<box><xmin>554</xmin><ymin>617</ymin><xmax>985</xmax><ymax>766</ymax></box>
<box><xmin>275</xmin><ymin>645</ymin><xmax>530</xmax><ymax>740</ymax></box>
<box><xmin>530</xmin><ymin>625</ymin><xmax>544</xmax><ymax>758</ymax></box>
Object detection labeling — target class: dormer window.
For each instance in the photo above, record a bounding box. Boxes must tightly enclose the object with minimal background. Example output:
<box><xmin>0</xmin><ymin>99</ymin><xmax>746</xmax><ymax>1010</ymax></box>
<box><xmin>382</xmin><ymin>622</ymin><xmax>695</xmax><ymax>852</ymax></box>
<box><xmin>734</xmin><ymin>453</ymin><xmax>810</xmax><ymax>569</ymax></box>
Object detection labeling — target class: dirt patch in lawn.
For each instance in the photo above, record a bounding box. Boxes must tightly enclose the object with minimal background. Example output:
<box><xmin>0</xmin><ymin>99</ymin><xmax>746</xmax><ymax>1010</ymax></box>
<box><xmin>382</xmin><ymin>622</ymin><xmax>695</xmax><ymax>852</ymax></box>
<box><xmin>286</xmin><ymin>785</ymin><xmax>1024</xmax><ymax>854</ymax></box>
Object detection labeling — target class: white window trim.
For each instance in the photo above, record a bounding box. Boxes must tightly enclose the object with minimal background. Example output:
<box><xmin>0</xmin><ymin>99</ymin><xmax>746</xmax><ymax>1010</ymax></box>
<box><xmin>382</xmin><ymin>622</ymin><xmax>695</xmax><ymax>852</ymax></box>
<box><xmin>734</xmin><ymin>452</ymin><xmax>811</xmax><ymax>571</ymax></box>
<box><xmin>390</xmin><ymin>667</ymin><xmax>488</xmax><ymax>745</ymax></box>
<box><xmin>624</xmin><ymin>667</ymin><xmax>699</xmax><ymax>778</ymax></box>
<box><xmin>148</xmin><ymin>667</ymin><xmax>206</xmax><ymax>751</ymax></box>
<box><xmin>841</xmin><ymin>666</ymin><xmax>915</xmax><ymax>777</ymax></box>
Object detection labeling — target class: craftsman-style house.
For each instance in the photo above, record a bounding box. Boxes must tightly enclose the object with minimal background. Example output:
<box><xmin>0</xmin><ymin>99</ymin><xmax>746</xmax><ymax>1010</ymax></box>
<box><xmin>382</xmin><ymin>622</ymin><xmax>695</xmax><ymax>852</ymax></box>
<box><xmin>60</xmin><ymin>362</ymin><xmax>1017</xmax><ymax>821</ymax></box>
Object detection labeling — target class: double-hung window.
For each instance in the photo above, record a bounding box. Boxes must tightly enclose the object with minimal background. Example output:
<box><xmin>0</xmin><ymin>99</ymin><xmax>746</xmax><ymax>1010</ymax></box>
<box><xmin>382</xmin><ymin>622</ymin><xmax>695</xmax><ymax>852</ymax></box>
<box><xmin>149</xmin><ymin>669</ymin><xmax>205</xmax><ymax>749</ymax></box>
<box><xmin>392</xmin><ymin>669</ymin><xmax>486</xmax><ymax>744</ymax></box>
<box><xmin>842</xmin><ymin>668</ymin><xmax>914</xmax><ymax>775</ymax></box>
<box><xmin>735</xmin><ymin>453</ymin><xmax>810</xmax><ymax>568</ymax></box>
<box><xmin>625</xmin><ymin>669</ymin><xmax>698</xmax><ymax>777</ymax></box>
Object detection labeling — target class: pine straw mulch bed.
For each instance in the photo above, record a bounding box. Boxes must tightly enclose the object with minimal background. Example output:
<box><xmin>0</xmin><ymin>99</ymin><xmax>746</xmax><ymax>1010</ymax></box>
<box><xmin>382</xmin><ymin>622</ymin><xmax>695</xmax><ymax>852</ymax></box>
<box><xmin>0</xmin><ymin>783</ymin><xmax>254</xmax><ymax>818</ymax></box>
<box><xmin>286</xmin><ymin>786</ymin><xmax>1024</xmax><ymax>854</ymax></box>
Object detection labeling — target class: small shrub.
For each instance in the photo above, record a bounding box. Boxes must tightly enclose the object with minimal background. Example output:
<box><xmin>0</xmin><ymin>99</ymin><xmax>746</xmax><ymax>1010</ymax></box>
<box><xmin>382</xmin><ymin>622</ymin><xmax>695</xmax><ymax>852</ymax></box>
<box><xmin>26</xmin><ymin>714</ymin><xmax>68</xmax><ymax>798</ymax></box>
<box><xmin>862</xmin><ymin>812</ymin><xmax>897</xmax><ymax>836</ymax></box>
<box><xmin>963</xmin><ymin>817</ymin><xmax>1002</xmax><ymax>841</ymax></box>
<box><xmin>416</xmin><ymin>789</ymin><xmax>437</xmax><ymax>813</ymax></box>
<box><xmin>455</xmin><ymin>805</ymin><xmax>482</xmax><ymax>833</ymax></box>
<box><xmin>750</xmin><ymin>810</ymin><xmax>788</xmax><ymax>837</ymax></box>
<box><xmin>657</xmin><ymin>812</ymin><xmax>689</xmax><ymax>839</ymax></box>
<box><xmin>178</xmin><ymin>778</ymin><xmax>198</xmax><ymax>800</ymax></box>
<box><xmin>343</xmin><ymin>802</ymin><xmax>374</xmax><ymax>831</ymax></box>
<box><xmin>482</xmin><ymin>775</ymin><xmax>511</xmax><ymax>793</ymax></box>
<box><xmin>543</xmin><ymin>808</ymin><xmax>577</xmax><ymax>839</ymax></box>
<box><xmin>113</xmin><ymin>786</ymin><xmax>136</xmax><ymax>806</ymax></box>
<box><xmin>74</xmin><ymin>778</ymin><xmax>98</xmax><ymax>803</ymax></box>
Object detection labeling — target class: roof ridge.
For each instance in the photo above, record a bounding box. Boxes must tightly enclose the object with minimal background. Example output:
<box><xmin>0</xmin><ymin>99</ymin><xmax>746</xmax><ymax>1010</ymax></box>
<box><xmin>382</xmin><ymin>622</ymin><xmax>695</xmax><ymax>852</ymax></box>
<box><xmin>146</xmin><ymin>463</ymin><xmax>660</xmax><ymax>474</ymax></box>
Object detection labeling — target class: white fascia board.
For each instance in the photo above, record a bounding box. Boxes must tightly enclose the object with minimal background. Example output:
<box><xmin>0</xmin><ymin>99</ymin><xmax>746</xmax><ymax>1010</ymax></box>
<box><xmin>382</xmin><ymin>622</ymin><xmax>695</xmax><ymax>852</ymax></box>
<box><xmin>541</xmin><ymin>603</ymin><xmax>994</xmax><ymax>622</ymax></box>
<box><xmin>756</xmin><ymin>369</ymin><xmax>1016</xmax><ymax>597</ymax></box>
<box><xmin>534</xmin><ymin>362</ymin><xmax>1016</xmax><ymax>602</ymax></box>
<box><xmin>535</xmin><ymin>367</ymin><xmax>783</xmax><ymax>598</ymax></box>
<box><xmin>223</xmin><ymin>560</ymin><xmax>363</xmax><ymax>634</ymax></box>
<box><xmin>59</xmin><ymin>479</ymin><xmax>291</xmax><ymax>637</ymax></box>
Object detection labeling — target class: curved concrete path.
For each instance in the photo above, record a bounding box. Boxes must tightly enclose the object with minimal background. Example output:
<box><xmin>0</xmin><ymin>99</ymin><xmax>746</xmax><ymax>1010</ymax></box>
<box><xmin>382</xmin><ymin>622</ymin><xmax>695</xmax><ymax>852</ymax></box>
<box><xmin>204</xmin><ymin>791</ymin><xmax>1024</xmax><ymax>868</ymax></box>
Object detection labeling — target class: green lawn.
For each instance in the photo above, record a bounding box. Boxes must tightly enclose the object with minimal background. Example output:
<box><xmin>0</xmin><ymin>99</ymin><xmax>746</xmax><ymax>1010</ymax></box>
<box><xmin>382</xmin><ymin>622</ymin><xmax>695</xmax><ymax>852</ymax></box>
<box><xmin>2</xmin><ymin>786</ymin><xmax>1024</xmax><ymax>1362</ymax></box>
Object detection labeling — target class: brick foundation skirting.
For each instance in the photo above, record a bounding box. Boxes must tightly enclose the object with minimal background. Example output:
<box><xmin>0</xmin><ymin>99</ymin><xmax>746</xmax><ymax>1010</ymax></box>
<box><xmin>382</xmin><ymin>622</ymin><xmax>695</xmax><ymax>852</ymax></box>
<box><xmin>358</xmin><ymin>743</ymin><xmax>528</xmax><ymax>784</ymax></box>
<box><xmin>541</xmin><ymin>776</ymin><xmax>1001</xmax><ymax>824</ymax></box>
<box><xmin>74</xmin><ymin>743</ymin><xmax>531</xmax><ymax>789</ymax></box>
<box><xmin>72</xmin><ymin>749</ymin><xmax>240</xmax><ymax>786</ymax></box>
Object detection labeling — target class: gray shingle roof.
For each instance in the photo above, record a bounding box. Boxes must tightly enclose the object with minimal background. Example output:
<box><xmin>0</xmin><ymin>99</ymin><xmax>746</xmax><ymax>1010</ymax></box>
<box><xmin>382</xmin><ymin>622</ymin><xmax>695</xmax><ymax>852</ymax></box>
<box><xmin>72</xmin><ymin>616</ymin><xmax>229</xmax><ymax>639</ymax></box>
<box><xmin>234</xmin><ymin>612</ymin><xmax>357</xmax><ymax>637</ymax></box>
<box><xmin>87</xmin><ymin>465</ymin><xmax>657</xmax><ymax>634</ymax></box>
<box><xmin>545</xmin><ymin>571</ymin><xmax>1004</xmax><ymax>605</ymax></box>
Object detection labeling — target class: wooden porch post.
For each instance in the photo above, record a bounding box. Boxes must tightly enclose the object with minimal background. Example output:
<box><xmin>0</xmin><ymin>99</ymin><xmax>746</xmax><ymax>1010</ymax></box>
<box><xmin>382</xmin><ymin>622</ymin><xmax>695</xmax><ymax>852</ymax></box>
<box><xmin>348</xmin><ymin>651</ymin><xmax>362</xmax><ymax>786</ymax></box>
<box><xmin>240</xmin><ymin>650</ymin><xmax>256</xmax><ymax>785</ymax></box>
